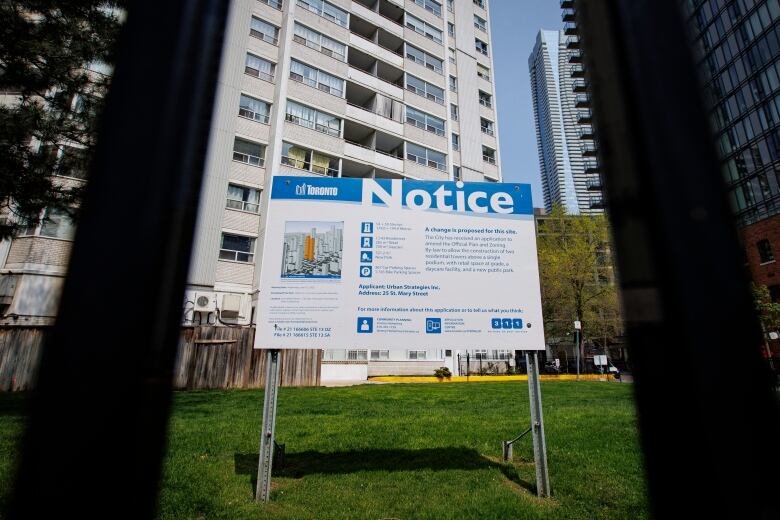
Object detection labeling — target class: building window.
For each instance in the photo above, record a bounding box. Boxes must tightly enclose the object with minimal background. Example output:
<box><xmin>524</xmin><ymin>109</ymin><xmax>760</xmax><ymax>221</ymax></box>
<box><xmin>413</xmin><ymin>0</ymin><xmax>442</xmax><ymax>17</ymax></box>
<box><xmin>480</xmin><ymin>118</ymin><xmax>494</xmax><ymax>135</ymax></box>
<box><xmin>285</xmin><ymin>100</ymin><xmax>342</xmax><ymax>137</ymax></box>
<box><xmin>408</xmin><ymin>350</ymin><xmax>427</xmax><ymax>360</ymax></box>
<box><xmin>479</xmin><ymin>90</ymin><xmax>492</xmax><ymax>107</ymax></box>
<box><xmin>226</xmin><ymin>184</ymin><xmax>261</xmax><ymax>213</ymax></box>
<box><xmin>293</xmin><ymin>22</ymin><xmax>346</xmax><ymax>61</ymax></box>
<box><xmin>238</xmin><ymin>94</ymin><xmax>271</xmax><ymax>124</ymax></box>
<box><xmin>405</xmin><ymin>74</ymin><xmax>445</xmax><ymax>104</ymax></box>
<box><xmin>474</xmin><ymin>349</ymin><xmax>487</xmax><ymax>359</ymax></box>
<box><xmin>769</xmin><ymin>285</ymin><xmax>780</xmax><ymax>303</ymax></box>
<box><xmin>475</xmin><ymin>38</ymin><xmax>489</xmax><ymax>56</ymax></box>
<box><xmin>297</xmin><ymin>0</ymin><xmax>348</xmax><ymax>27</ymax></box>
<box><xmin>453</xmin><ymin>165</ymin><xmax>461</xmax><ymax>181</ymax></box>
<box><xmin>474</xmin><ymin>14</ymin><xmax>487</xmax><ymax>32</ymax></box>
<box><xmin>477</xmin><ymin>63</ymin><xmax>491</xmax><ymax>81</ymax></box>
<box><xmin>281</xmin><ymin>142</ymin><xmax>339</xmax><ymax>176</ymax></box>
<box><xmin>259</xmin><ymin>0</ymin><xmax>282</xmax><ymax>9</ymax></box>
<box><xmin>450</xmin><ymin>103</ymin><xmax>458</xmax><ymax>120</ymax></box>
<box><xmin>448</xmin><ymin>47</ymin><xmax>456</xmax><ymax>64</ymax></box>
<box><xmin>55</xmin><ymin>145</ymin><xmax>88</xmax><ymax>180</ymax></box>
<box><xmin>758</xmin><ymin>239</ymin><xmax>775</xmax><ymax>263</ymax></box>
<box><xmin>406</xmin><ymin>14</ymin><xmax>443</xmax><ymax>44</ymax></box>
<box><xmin>449</xmin><ymin>75</ymin><xmax>457</xmax><ymax>92</ymax></box>
<box><xmin>232</xmin><ymin>137</ymin><xmax>266</xmax><ymax>167</ymax></box>
<box><xmin>406</xmin><ymin>44</ymin><xmax>443</xmax><ymax>74</ymax></box>
<box><xmin>405</xmin><ymin>106</ymin><xmax>445</xmax><ymax>136</ymax></box>
<box><xmin>347</xmin><ymin>349</ymin><xmax>368</xmax><ymax>360</ymax></box>
<box><xmin>244</xmin><ymin>53</ymin><xmax>275</xmax><ymax>82</ymax></box>
<box><xmin>406</xmin><ymin>142</ymin><xmax>446</xmax><ymax>171</ymax></box>
<box><xmin>451</xmin><ymin>133</ymin><xmax>459</xmax><ymax>150</ymax></box>
<box><xmin>482</xmin><ymin>145</ymin><xmax>496</xmax><ymax>164</ymax></box>
<box><xmin>220</xmin><ymin>233</ymin><xmax>255</xmax><ymax>262</ymax></box>
<box><xmin>39</xmin><ymin>208</ymin><xmax>75</xmax><ymax>240</ymax></box>
<box><xmin>473</xmin><ymin>0</ymin><xmax>484</xmax><ymax>8</ymax></box>
<box><xmin>370</xmin><ymin>349</ymin><xmax>390</xmax><ymax>360</ymax></box>
<box><xmin>250</xmin><ymin>16</ymin><xmax>279</xmax><ymax>45</ymax></box>
<box><xmin>290</xmin><ymin>59</ymin><xmax>345</xmax><ymax>97</ymax></box>
<box><xmin>448</xmin><ymin>22</ymin><xmax>455</xmax><ymax>37</ymax></box>
<box><xmin>447</xmin><ymin>0</ymin><xmax>453</xmax><ymax>13</ymax></box>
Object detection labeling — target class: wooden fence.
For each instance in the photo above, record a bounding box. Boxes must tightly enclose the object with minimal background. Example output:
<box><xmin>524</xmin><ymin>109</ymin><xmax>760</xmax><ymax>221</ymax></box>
<box><xmin>0</xmin><ymin>325</ymin><xmax>320</xmax><ymax>391</ymax></box>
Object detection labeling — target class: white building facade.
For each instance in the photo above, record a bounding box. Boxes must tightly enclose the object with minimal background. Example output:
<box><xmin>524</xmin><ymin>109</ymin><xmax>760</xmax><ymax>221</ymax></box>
<box><xmin>528</xmin><ymin>28</ymin><xmax>603</xmax><ymax>215</ymax></box>
<box><xmin>0</xmin><ymin>0</ymin><xmax>507</xmax><ymax>380</ymax></box>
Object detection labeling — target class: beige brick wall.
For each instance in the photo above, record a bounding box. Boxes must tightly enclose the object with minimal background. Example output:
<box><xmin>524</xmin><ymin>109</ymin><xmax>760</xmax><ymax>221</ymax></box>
<box><xmin>404</xmin><ymin>123</ymin><xmax>448</xmax><ymax>151</ymax></box>
<box><xmin>249</xmin><ymin>1</ymin><xmax>283</xmax><ymax>26</ymax></box>
<box><xmin>404</xmin><ymin>93</ymin><xmax>447</xmax><ymax>120</ymax></box>
<box><xmin>404</xmin><ymin>159</ymin><xmax>448</xmax><ymax>181</ymax></box>
<box><xmin>215</xmin><ymin>259</ymin><xmax>254</xmax><ymax>285</ymax></box>
<box><xmin>289</xmin><ymin>41</ymin><xmax>348</xmax><ymax>79</ymax></box>
<box><xmin>223</xmin><ymin>208</ymin><xmax>261</xmax><ymax>234</ymax></box>
<box><xmin>286</xmin><ymin>78</ymin><xmax>346</xmax><ymax>116</ymax></box>
<box><xmin>404</xmin><ymin>0</ymin><xmax>444</xmax><ymax>30</ymax></box>
<box><xmin>235</xmin><ymin>114</ymin><xmax>271</xmax><ymax>142</ymax></box>
<box><xmin>403</xmin><ymin>28</ymin><xmax>445</xmax><ymax>59</ymax></box>
<box><xmin>404</xmin><ymin>58</ymin><xmax>446</xmax><ymax>90</ymax></box>
<box><xmin>240</xmin><ymin>73</ymin><xmax>276</xmax><ymax>102</ymax></box>
<box><xmin>246</xmin><ymin>33</ymin><xmax>281</xmax><ymax>63</ymax></box>
<box><xmin>5</xmin><ymin>237</ymin><xmax>72</xmax><ymax>269</ymax></box>
<box><xmin>294</xmin><ymin>7</ymin><xmax>349</xmax><ymax>43</ymax></box>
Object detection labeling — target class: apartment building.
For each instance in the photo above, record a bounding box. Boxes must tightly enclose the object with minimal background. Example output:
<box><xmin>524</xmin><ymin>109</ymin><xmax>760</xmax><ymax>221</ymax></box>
<box><xmin>528</xmin><ymin>24</ymin><xmax>603</xmax><ymax>215</ymax></box>
<box><xmin>0</xmin><ymin>0</ymin><xmax>505</xmax><ymax>379</ymax></box>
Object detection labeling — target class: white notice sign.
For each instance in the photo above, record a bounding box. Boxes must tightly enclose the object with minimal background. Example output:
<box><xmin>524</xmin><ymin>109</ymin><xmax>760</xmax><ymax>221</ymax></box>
<box><xmin>255</xmin><ymin>176</ymin><xmax>545</xmax><ymax>350</ymax></box>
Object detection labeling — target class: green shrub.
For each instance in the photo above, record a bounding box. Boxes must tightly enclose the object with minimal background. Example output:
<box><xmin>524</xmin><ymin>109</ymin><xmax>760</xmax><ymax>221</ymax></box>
<box><xmin>434</xmin><ymin>366</ymin><xmax>452</xmax><ymax>378</ymax></box>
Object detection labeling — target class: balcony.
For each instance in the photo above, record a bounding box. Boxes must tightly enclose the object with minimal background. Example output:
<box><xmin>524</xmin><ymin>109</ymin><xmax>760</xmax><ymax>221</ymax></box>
<box><xmin>586</xmin><ymin>176</ymin><xmax>602</xmax><ymax>190</ymax></box>
<box><xmin>562</xmin><ymin>8</ymin><xmax>576</xmax><ymax>22</ymax></box>
<box><xmin>352</xmin><ymin>0</ymin><xmax>405</xmax><ymax>38</ymax></box>
<box><xmin>564</xmin><ymin>21</ymin><xmax>578</xmax><ymax>36</ymax></box>
<box><xmin>349</xmin><ymin>13</ymin><xmax>404</xmax><ymax>67</ymax></box>
<box><xmin>347</xmin><ymin>46</ymin><xmax>404</xmax><ymax>99</ymax></box>
<box><xmin>570</xmin><ymin>63</ymin><xmax>585</xmax><ymax>78</ymax></box>
<box><xmin>344</xmin><ymin>119</ymin><xmax>404</xmax><ymax>173</ymax></box>
<box><xmin>577</xmin><ymin>109</ymin><xmax>592</xmax><ymax>124</ymax></box>
<box><xmin>345</xmin><ymin>81</ymin><xmax>404</xmax><ymax>134</ymax></box>
<box><xmin>569</xmin><ymin>49</ymin><xmax>583</xmax><ymax>63</ymax></box>
<box><xmin>574</xmin><ymin>93</ymin><xmax>590</xmax><ymax>107</ymax></box>
<box><xmin>582</xmin><ymin>142</ymin><xmax>598</xmax><ymax>156</ymax></box>
<box><xmin>584</xmin><ymin>161</ymin><xmax>599</xmax><ymax>174</ymax></box>
<box><xmin>589</xmin><ymin>196</ymin><xmax>605</xmax><ymax>209</ymax></box>
<box><xmin>560</xmin><ymin>0</ymin><xmax>574</xmax><ymax>7</ymax></box>
<box><xmin>578</xmin><ymin>125</ymin><xmax>595</xmax><ymax>139</ymax></box>
<box><xmin>566</xmin><ymin>36</ymin><xmax>580</xmax><ymax>49</ymax></box>
<box><xmin>572</xmin><ymin>79</ymin><xmax>587</xmax><ymax>92</ymax></box>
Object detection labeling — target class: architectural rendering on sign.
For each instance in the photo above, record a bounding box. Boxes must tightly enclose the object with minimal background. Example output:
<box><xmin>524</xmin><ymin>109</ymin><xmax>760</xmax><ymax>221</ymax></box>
<box><xmin>281</xmin><ymin>221</ymin><xmax>344</xmax><ymax>278</ymax></box>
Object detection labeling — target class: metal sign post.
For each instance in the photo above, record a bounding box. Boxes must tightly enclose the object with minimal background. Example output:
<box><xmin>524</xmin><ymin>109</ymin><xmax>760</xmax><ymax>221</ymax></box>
<box><xmin>526</xmin><ymin>351</ymin><xmax>551</xmax><ymax>497</ymax></box>
<box><xmin>574</xmin><ymin>320</ymin><xmax>582</xmax><ymax>380</ymax></box>
<box><xmin>256</xmin><ymin>349</ymin><xmax>281</xmax><ymax>503</ymax></box>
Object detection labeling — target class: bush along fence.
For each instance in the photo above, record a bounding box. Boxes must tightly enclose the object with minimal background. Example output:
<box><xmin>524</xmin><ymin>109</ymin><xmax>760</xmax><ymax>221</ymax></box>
<box><xmin>0</xmin><ymin>325</ymin><xmax>321</xmax><ymax>391</ymax></box>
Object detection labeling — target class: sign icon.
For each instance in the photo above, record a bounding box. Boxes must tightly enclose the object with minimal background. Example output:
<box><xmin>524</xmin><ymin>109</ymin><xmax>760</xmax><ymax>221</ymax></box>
<box><xmin>357</xmin><ymin>317</ymin><xmax>373</xmax><ymax>333</ymax></box>
<box><xmin>512</xmin><ymin>318</ymin><xmax>523</xmax><ymax>329</ymax></box>
<box><xmin>360</xmin><ymin>251</ymin><xmax>373</xmax><ymax>263</ymax></box>
<box><xmin>426</xmin><ymin>318</ymin><xmax>441</xmax><ymax>334</ymax></box>
<box><xmin>360</xmin><ymin>265</ymin><xmax>373</xmax><ymax>278</ymax></box>
<box><xmin>501</xmin><ymin>318</ymin><xmax>513</xmax><ymax>329</ymax></box>
<box><xmin>491</xmin><ymin>318</ymin><xmax>502</xmax><ymax>329</ymax></box>
<box><xmin>361</xmin><ymin>236</ymin><xmax>373</xmax><ymax>248</ymax></box>
<box><xmin>362</xmin><ymin>222</ymin><xmax>373</xmax><ymax>233</ymax></box>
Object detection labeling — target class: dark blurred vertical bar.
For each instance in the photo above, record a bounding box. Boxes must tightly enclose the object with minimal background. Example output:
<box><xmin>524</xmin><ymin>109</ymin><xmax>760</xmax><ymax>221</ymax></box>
<box><xmin>11</xmin><ymin>1</ymin><xmax>229</xmax><ymax>518</ymax></box>
<box><xmin>577</xmin><ymin>0</ymin><xmax>780</xmax><ymax>518</ymax></box>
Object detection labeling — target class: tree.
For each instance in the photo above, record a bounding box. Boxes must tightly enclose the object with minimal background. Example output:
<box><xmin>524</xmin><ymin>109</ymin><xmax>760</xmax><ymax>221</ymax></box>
<box><xmin>536</xmin><ymin>205</ymin><xmax>622</xmax><ymax>370</ymax></box>
<box><xmin>0</xmin><ymin>1</ymin><xmax>123</xmax><ymax>240</ymax></box>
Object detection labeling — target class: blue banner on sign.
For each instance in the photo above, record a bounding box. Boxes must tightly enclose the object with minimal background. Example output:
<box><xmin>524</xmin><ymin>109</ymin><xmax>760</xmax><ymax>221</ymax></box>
<box><xmin>270</xmin><ymin>176</ymin><xmax>534</xmax><ymax>216</ymax></box>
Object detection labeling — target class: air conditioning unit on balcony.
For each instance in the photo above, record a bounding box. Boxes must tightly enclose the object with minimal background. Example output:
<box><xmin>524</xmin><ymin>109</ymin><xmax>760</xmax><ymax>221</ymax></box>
<box><xmin>193</xmin><ymin>292</ymin><xmax>216</xmax><ymax>313</ymax></box>
<box><xmin>220</xmin><ymin>293</ymin><xmax>242</xmax><ymax>319</ymax></box>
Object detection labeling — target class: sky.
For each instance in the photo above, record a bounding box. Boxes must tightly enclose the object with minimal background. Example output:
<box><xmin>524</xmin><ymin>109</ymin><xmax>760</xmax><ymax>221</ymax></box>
<box><xmin>489</xmin><ymin>0</ymin><xmax>563</xmax><ymax>207</ymax></box>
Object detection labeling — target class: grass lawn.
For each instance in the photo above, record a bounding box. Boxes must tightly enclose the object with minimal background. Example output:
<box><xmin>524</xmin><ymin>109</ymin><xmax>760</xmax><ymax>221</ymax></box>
<box><xmin>0</xmin><ymin>381</ymin><xmax>648</xmax><ymax>519</ymax></box>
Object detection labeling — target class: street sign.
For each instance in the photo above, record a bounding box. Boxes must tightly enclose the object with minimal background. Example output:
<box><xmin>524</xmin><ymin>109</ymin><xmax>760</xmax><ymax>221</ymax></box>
<box><xmin>255</xmin><ymin>176</ymin><xmax>545</xmax><ymax>350</ymax></box>
<box><xmin>594</xmin><ymin>354</ymin><xmax>607</xmax><ymax>366</ymax></box>
<box><xmin>574</xmin><ymin>320</ymin><xmax>582</xmax><ymax>330</ymax></box>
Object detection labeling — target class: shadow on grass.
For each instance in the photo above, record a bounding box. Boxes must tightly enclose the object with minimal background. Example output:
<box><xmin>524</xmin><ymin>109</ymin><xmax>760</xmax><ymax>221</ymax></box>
<box><xmin>234</xmin><ymin>447</ymin><xmax>535</xmax><ymax>494</ymax></box>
